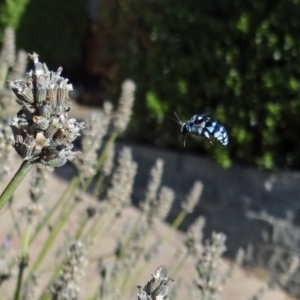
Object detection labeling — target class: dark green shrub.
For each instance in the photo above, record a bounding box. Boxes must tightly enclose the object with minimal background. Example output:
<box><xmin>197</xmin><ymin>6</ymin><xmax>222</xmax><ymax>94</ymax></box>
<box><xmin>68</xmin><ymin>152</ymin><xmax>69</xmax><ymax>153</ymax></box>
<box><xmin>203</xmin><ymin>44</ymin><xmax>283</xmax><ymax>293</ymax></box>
<box><xmin>96</xmin><ymin>0</ymin><xmax>300</xmax><ymax>169</ymax></box>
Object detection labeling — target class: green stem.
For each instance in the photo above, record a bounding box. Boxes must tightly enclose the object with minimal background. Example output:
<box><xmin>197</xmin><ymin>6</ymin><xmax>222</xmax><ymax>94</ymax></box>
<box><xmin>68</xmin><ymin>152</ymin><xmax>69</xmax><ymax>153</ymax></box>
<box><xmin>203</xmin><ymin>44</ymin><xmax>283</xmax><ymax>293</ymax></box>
<box><xmin>31</xmin><ymin>201</ymin><xmax>76</xmax><ymax>272</ymax></box>
<box><xmin>91</xmin><ymin>173</ymin><xmax>105</xmax><ymax>198</ymax></box>
<box><xmin>9</xmin><ymin>177</ymin><xmax>79</xmax><ymax>275</ymax></box>
<box><xmin>28</xmin><ymin>133</ymin><xmax>118</xmax><ymax>279</ymax></box>
<box><xmin>29</xmin><ymin>176</ymin><xmax>80</xmax><ymax>245</ymax></box>
<box><xmin>171</xmin><ymin>253</ymin><xmax>189</xmax><ymax>278</ymax></box>
<box><xmin>14</xmin><ymin>222</ymin><xmax>31</xmax><ymax>300</ymax></box>
<box><xmin>124</xmin><ymin>213</ymin><xmax>143</xmax><ymax>248</ymax></box>
<box><xmin>0</xmin><ymin>64</ymin><xmax>9</xmax><ymax>88</ymax></box>
<box><xmin>38</xmin><ymin>259</ymin><xmax>64</xmax><ymax>300</ymax></box>
<box><xmin>161</xmin><ymin>210</ymin><xmax>187</xmax><ymax>247</ymax></box>
<box><xmin>87</xmin><ymin>215</ymin><xmax>104</xmax><ymax>240</ymax></box>
<box><xmin>87</xmin><ymin>211</ymin><xmax>112</xmax><ymax>241</ymax></box>
<box><xmin>86</xmin><ymin>292</ymin><xmax>98</xmax><ymax>300</ymax></box>
<box><xmin>63</xmin><ymin>133</ymin><xmax>118</xmax><ymax>242</ymax></box>
<box><xmin>28</xmin><ymin>132</ymin><xmax>117</xmax><ymax>273</ymax></box>
<box><xmin>58</xmin><ymin>132</ymin><xmax>118</xmax><ymax>242</ymax></box>
<box><xmin>118</xmin><ymin>227</ymin><xmax>150</xmax><ymax>291</ymax></box>
<box><xmin>22</xmin><ymin>222</ymin><xmax>31</xmax><ymax>256</ymax></box>
<box><xmin>75</xmin><ymin>215</ymin><xmax>89</xmax><ymax>239</ymax></box>
<box><xmin>40</xmin><ymin>294</ymin><xmax>50</xmax><ymax>300</ymax></box>
<box><xmin>123</xmin><ymin>260</ymin><xmax>146</xmax><ymax>296</ymax></box>
<box><xmin>39</xmin><ymin>211</ymin><xmax>108</xmax><ymax>299</ymax></box>
<box><xmin>0</xmin><ymin>160</ymin><xmax>33</xmax><ymax>211</ymax></box>
<box><xmin>13</xmin><ymin>256</ymin><xmax>28</xmax><ymax>300</ymax></box>
<box><xmin>171</xmin><ymin>210</ymin><xmax>187</xmax><ymax>230</ymax></box>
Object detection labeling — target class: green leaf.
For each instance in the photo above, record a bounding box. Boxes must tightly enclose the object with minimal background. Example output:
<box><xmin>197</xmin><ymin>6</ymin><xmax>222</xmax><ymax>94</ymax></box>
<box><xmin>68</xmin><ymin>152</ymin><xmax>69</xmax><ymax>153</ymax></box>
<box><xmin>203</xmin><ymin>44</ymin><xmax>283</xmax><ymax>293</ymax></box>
<box><xmin>236</xmin><ymin>13</ymin><xmax>249</xmax><ymax>33</ymax></box>
<box><xmin>146</xmin><ymin>91</ymin><xmax>168</xmax><ymax>122</ymax></box>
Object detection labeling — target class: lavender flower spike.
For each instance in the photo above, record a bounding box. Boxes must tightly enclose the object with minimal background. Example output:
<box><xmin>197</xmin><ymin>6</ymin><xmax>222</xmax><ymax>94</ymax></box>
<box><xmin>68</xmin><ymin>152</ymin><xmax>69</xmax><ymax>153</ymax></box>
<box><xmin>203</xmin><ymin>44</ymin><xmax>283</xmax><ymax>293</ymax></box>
<box><xmin>7</xmin><ymin>53</ymin><xmax>85</xmax><ymax>167</ymax></box>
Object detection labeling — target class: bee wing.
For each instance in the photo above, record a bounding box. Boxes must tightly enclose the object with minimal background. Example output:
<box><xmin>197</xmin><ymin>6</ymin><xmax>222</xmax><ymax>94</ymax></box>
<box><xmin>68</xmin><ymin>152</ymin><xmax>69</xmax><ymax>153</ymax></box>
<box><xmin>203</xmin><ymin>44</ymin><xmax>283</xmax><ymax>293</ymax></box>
<box><xmin>205</xmin><ymin>120</ymin><xmax>228</xmax><ymax>146</ymax></box>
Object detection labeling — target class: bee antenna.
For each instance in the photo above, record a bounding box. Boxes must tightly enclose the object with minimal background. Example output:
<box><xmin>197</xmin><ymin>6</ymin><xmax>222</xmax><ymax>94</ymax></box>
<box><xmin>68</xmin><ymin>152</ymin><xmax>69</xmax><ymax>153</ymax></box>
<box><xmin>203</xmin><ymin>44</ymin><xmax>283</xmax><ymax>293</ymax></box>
<box><xmin>167</xmin><ymin>112</ymin><xmax>182</xmax><ymax>125</ymax></box>
<box><xmin>173</xmin><ymin>111</ymin><xmax>183</xmax><ymax>125</ymax></box>
<box><xmin>167</xmin><ymin>115</ymin><xmax>179</xmax><ymax>124</ymax></box>
<box><xmin>200</xmin><ymin>112</ymin><xmax>211</xmax><ymax>117</ymax></box>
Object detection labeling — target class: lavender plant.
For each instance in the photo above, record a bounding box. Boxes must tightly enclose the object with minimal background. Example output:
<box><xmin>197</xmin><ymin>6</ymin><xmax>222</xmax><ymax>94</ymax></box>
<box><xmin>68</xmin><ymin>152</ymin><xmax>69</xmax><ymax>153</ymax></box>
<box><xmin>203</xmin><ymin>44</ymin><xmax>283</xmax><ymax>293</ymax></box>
<box><xmin>193</xmin><ymin>232</ymin><xmax>227</xmax><ymax>300</ymax></box>
<box><xmin>137</xmin><ymin>266</ymin><xmax>174</xmax><ymax>300</ymax></box>
<box><xmin>0</xmin><ymin>48</ymin><xmax>291</xmax><ymax>300</ymax></box>
<box><xmin>49</xmin><ymin>240</ymin><xmax>88</xmax><ymax>300</ymax></box>
<box><xmin>0</xmin><ymin>53</ymin><xmax>85</xmax><ymax>210</ymax></box>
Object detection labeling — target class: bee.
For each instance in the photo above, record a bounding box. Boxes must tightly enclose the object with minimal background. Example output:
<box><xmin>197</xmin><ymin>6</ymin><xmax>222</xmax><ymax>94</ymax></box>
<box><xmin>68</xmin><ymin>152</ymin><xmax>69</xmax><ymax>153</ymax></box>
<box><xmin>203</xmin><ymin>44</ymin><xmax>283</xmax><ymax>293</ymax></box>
<box><xmin>170</xmin><ymin>112</ymin><xmax>229</xmax><ymax>146</ymax></box>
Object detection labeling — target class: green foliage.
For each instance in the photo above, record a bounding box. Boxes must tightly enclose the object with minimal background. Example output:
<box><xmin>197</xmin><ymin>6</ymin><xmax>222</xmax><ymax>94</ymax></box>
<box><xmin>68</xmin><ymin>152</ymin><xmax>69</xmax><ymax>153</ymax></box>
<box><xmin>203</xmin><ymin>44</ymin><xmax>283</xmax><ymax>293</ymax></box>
<box><xmin>96</xmin><ymin>0</ymin><xmax>300</xmax><ymax>169</ymax></box>
<box><xmin>146</xmin><ymin>91</ymin><xmax>168</xmax><ymax>122</ymax></box>
<box><xmin>0</xmin><ymin>0</ymin><xmax>31</xmax><ymax>29</ymax></box>
<box><xmin>237</xmin><ymin>13</ymin><xmax>250</xmax><ymax>33</ymax></box>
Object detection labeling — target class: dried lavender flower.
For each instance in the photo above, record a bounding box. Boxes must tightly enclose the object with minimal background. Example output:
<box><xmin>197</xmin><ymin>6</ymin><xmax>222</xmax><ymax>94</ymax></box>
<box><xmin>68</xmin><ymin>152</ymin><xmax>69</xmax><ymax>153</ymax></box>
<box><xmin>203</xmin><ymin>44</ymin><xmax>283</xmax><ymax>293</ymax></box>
<box><xmin>141</xmin><ymin>158</ymin><xmax>164</xmax><ymax>213</ymax></box>
<box><xmin>74</xmin><ymin>102</ymin><xmax>112</xmax><ymax>179</ymax></box>
<box><xmin>235</xmin><ymin>247</ymin><xmax>245</xmax><ymax>266</ymax></box>
<box><xmin>105</xmin><ymin>147</ymin><xmax>137</xmax><ymax>208</ymax></box>
<box><xmin>147</xmin><ymin>186</ymin><xmax>175</xmax><ymax>226</ymax></box>
<box><xmin>19</xmin><ymin>202</ymin><xmax>44</xmax><ymax>220</ymax></box>
<box><xmin>8</xmin><ymin>53</ymin><xmax>85</xmax><ymax>167</ymax></box>
<box><xmin>0</xmin><ymin>27</ymin><xmax>21</xmax><ymax>117</ymax></box>
<box><xmin>8</xmin><ymin>50</ymin><xmax>28</xmax><ymax>81</ymax></box>
<box><xmin>101</xmin><ymin>143</ymin><xmax>115</xmax><ymax>177</ymax></box>
<box><xmin>156</xmin><ymin>187</ymin><xmax>175</xmax><ymax>221</ymax></box>
<box><xmin>185</xmin><ymin>216</ymin><xmax>206</xmax><ymax>258</ymax></box>
<box><xmin>0</xmin><ymin>27</ymin><xmax>15</xmax><ymax>70</ymax></box>
<box><xmin>49</xmin><ymin>240</ymin><xmax>88</xmax><ymax>300</ymax></box>
<box><xmin>113</xmin><ymin>79</ymin><xmax>136</xmax><ymax>133</ymax></box>
<box><xmin>245</xmin><ymin>243</ymin><xmax>254</xmax><ymax>266</ymax></box>
<box><xmin>137</xmin><ymin>266</ymin><xmax>174</xmax><ymax>300</ymax></box>
<box><xmin>194</xmin><ymin>232</ymin><xmax>227</xmax><ymax>300</ymax></box>
<box><xmin>0</xmin><ymin>122</ymin><xmax>16</xmax><ymax>178</ymax></box>
<box><xmin>181</xmin><ymin>181</ymin><xmax>203</xmax><ymax>213</ymax></box>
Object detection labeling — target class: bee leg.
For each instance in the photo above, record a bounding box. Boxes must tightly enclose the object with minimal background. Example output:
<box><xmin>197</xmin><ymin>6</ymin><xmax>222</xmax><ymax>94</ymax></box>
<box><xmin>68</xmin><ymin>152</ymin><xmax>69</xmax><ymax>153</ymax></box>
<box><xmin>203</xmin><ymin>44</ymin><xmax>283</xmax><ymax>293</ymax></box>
<box><xmin>183</xmin><ymin>135</ymin><xmax>186</xmax><ymax>147</ymax></box>
<box><xmin>204</xmin><ymin>130</ymin><xmax>214</xmax><ymax>145</ymax></box>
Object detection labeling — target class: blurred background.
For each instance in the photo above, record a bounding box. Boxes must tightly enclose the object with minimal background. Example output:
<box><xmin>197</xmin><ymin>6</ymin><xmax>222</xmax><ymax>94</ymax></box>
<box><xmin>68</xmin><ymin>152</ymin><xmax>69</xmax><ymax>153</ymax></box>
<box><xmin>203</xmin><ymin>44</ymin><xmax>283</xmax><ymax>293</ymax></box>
<box><xmin>4</xmin><ymin>0</ymin><xmax>300</xmax><ymax>170</ymax></box>
<box><xmin>1</xmin><ymin>0</ymin><xmax>300</xmax><ymax>298</ymax></box>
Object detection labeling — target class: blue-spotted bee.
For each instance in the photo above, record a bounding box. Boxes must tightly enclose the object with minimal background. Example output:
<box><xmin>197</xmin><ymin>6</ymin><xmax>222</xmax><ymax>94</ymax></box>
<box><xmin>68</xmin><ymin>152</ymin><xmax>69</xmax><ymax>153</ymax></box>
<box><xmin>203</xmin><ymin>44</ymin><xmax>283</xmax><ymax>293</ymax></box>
<box><xmin>170</xmin><ymin>112</ymin><xmax>229</xmax><ymax>146</ymax></box>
